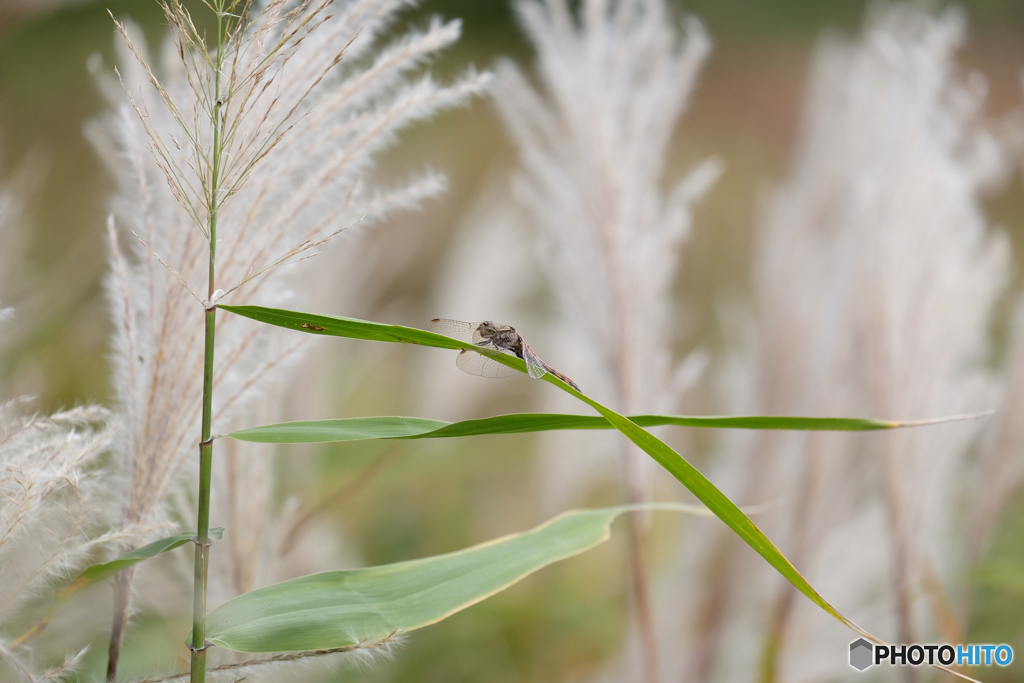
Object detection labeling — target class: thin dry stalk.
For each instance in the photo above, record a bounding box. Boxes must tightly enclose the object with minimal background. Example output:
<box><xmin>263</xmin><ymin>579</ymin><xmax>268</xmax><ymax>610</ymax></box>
<box><xmin>133</xmin><ymin>632</ymin><xmax>400</xmax><ymax>683</ymax></box>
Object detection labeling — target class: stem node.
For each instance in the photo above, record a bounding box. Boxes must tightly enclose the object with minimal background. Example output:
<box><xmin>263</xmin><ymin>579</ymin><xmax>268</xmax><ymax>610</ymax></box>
<box><xmin>187</xmin><ymin>641</ymin><xmax>214</xmax><ymax>654</ymax></box>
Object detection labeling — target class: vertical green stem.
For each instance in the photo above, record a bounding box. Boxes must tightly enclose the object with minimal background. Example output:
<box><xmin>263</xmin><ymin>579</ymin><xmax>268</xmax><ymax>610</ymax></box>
<box><xmin>190</xmin><ymin>308</ymin><xmax>216</xmax><ymax>683</ymax></box>
<box><xmin>190</xmin><ymin>5</ymin><xmax>225</xmax><ymax>682</ymax></box>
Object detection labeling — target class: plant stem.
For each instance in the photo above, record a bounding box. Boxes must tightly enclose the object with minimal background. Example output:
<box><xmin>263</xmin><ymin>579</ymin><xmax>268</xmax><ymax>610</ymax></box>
<box><xmin>621</xmin><ymin>446</ymin><xmax>659</xmax><ymax>683</ymax></box>
<box><xmin>190</xmin><ymin>6</ymin><xmax>225</xmax><ymax>682</ymax></box>
<box><xmin>106</xmin><ymin>565</ymin><xmax>135</xmax><ymax>681</ymax></box>
<box><xmin>625</xmin><ymin>511</ymin><xmax>659</xmax><ymax>683</ymax></box>
<box><xmin>190</xmin><ymin>307</ymin><xmax>216</xmax><ymax>683</ymax></box>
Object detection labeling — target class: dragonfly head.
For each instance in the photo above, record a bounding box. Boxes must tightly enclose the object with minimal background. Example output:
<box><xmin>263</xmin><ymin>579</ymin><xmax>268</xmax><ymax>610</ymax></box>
<box><xmin>477</xmin><ymin>320</ymin><xmax>499</xmax><ymax>339</ymax></box>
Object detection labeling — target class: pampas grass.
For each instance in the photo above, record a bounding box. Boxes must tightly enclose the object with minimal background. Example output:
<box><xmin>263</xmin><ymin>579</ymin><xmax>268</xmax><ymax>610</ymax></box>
<box><xmin>90</xmin><ymin>0</ymin><xmax>486</xmax><ymax>538</ymax></box>
<box><xmin>5</xmin><ymin>1</ymin><xmax>1024</xmax><ymax>680</ymax></box>
<box><xmin>0</xmin><ymin>402</ymin><xmax>115</xmax><ymax>682</ymax></box>
<box><xmin>492</xmin><ymin>1</ymin><xmax>719</xmax><ymax>679</ymax></box>
<box><xmin>84</xmin><ymin>0</ymin><xmax>487</xmax><ymax>678</ymax></box>
<box><xmin>643</xmin><ymin>6</ymin><xmax>1020</xmax><ymax>681</ymax></box>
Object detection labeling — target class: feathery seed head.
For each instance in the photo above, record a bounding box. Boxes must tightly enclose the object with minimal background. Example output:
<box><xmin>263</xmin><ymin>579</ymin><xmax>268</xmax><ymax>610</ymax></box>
<box><xmin>495</xmin><ymin>0</ymin><xmax>719</xmax><ymax>416</ymax></box>
<box><xmin>93</xmin><ymin>0</ymin><xmax>487</xmax><ymax>562</ymax></box>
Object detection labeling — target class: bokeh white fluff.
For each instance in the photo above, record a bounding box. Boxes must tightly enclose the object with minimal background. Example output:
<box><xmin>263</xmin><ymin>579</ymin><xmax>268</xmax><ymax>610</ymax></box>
<box><xmin>493</xmin><ymin>0</ymin><xmax>718</xmax><ymax>508</ymax></box>
<box><xmin>636</xmin><ymin>6</ymin><xmax>1017</xmax><ymax>682</ymax></box>
<box><xmin>86</xmin><ymin>0</ymin><xmax>486</xmax><ymax>676</ymax></box>
<box><xmin>0</xmin><ymin>403</ymin><xmax>115</xmax><ymax>682</ymax></box>
<box><xmin>492</xmin><ymin>1</ymin><xmax>718</xmax><ymax>679</ymax></box>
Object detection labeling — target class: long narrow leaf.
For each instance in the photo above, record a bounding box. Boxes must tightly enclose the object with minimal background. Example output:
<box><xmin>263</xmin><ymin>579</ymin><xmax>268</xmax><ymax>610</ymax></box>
<box><xmin>226</xmin><ymin>412</ymin><xmax>978</xmax><ymax>444</ymax></box>
<box><xmin>219</xmin><ymin>304</ymin><xmax>467</xmax><ymax>349</ymax></box>
<box><xmin>13</xmin><ymin>528</ymin><xmax>224</xmax><ymax>646</ymax></box>
<box><xmin>542</xmin><ymin>376</ymin><xmax>976</xmax><ymax>680</ymax></box>
<box><xmin>196</xmin><ymin>504</ymin><xmax>707</xmax><ymax>652</ymax></box>
<box><xmin>61</xmin><ymin>527</ymin><xmax>224</xmax><ymax>599</ymax></box>
<box><xmin>220</xmin><ymin>304</ymin><xmax>981</xmax><ymax>680</ymax></box>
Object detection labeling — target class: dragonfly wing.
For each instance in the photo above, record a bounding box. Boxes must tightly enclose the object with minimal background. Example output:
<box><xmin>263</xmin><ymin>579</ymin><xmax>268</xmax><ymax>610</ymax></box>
<box><xmin>455</xmin><ymin>349</ymin><xmax>520</xmax><ymax>379</ymax></box>
<box><xmin>523</xmin><ymin>343</ymin><xmax>581</xmax><ymax>390</ymax></box>
<box><xmin>522</xmin><ymin>344</ymin><xmax>549</xmax><ymax>380</ymax></box>
<box><xmin>425</xmin><ymin>318</ymin><xmax>478</xmax><ymax>344</ymax></box>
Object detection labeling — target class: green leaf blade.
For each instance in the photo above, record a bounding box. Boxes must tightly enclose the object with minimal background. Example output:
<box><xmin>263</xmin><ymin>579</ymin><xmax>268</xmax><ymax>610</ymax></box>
<box><xmin>13</xmin><ymin>528</ymin><xmax>226</xmax><ymax>647</ymax></box>
<box><xmin>219</xmin><ymin>304</ymin><xmax>985</xmax><ymax>679</ymax></box>
<box><xmin>200</xmin><ymin>504</ymin><xmax>703</xmax><ymax>653</ymax></box>
<box><xmin>227</xmin><ymin>412</ymin><xmax>980</xmax><ymax>444</ymax></box>
<box><xmin>218</xmin><ymin>304</ymin><xmax>467</xmax><ymax>350</ymax></box>
<box><xmin>552</xmin><ymin>376</ymin><xmax>857</xmax><ymax>626</ymax></box>
<box><xmin>60</xmin><ymin>527</ymin><xmax>224</xmax><ymax>600</ymax></box>
<box><xmin>229</xmin><ymin>416</ymin><xmax>452</xmax><ymax>443</ymax></box>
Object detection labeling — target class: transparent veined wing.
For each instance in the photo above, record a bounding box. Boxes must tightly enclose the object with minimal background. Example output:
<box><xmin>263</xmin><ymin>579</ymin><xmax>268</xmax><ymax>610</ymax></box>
<box><xmin>521</xmin><ymin>343</ymin><xmax>549</xmax><ymax>380</ymax></box>
<box><xmin>425</xmin><ymin>319</ymin><xmax>479</xmax><ymax>344</ymax></box>
<box><xmin>523</xmin><ymin>343</ymin><xmax>581</xmax><ymax>391</ymax></box>
<box><xmin>455</xmin><ymin>349</ymin><xmax>520</xmax><ymax>378</ymax></box>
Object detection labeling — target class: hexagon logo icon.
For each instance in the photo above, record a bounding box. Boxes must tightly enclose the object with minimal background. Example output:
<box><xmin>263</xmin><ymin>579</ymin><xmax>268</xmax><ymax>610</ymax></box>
<box><xmin>849</xmin><ymin>638</ymin><xmax>874</xmax><ymax>671</ymax></box>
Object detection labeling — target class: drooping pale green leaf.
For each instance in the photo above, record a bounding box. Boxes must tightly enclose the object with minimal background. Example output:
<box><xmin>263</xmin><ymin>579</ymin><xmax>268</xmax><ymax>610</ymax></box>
<box><xmin>196</xmin><ymin>504</ymin><xmax>706</xmax><ymax>652</ymax></box>
<box><xmin>59</xmin><ymin>527</ymin><xmax>225</xmax><ymax>600</ymax></box>
<box><xmin>227</xmin><ymin>412</ymin><xmax>966</xmax><ymax>444</ymax></box>
<box><xmin>13</xmin><ymin>528</ymin><xmax>224</xmax><ymax>646</ymax></box>
<box><xmin>220</xmin><ymin>304</ymin><xmax>982</xmax><ymax>680</ymax></box>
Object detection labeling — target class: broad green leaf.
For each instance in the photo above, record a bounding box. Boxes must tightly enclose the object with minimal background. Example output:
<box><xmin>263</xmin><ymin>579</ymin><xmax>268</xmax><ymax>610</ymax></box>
<box><xmin>220</xmin><ymin>304</ymin><xmax>981</xmax><ymax>680</ymax></box>
<box><xmin>13</xmin><ymin>528</ymin><xmax>224</xmax><ymax>646</ymax></box>
<box><xmin>226</xmin><ymin>412</ymin><xmax>966</xmax><ymax>444</ymax></box>
<box><xmin>197</xmin><ymin>504</ymin><xmax>707</xmax><ymax>652</ymax></box>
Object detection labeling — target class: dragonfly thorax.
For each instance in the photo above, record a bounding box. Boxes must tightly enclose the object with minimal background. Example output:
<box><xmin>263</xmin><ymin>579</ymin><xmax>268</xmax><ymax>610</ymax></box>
<box><xmin>476</xmin><ymin>321</ymin><xmax>522</xmax><ymax>352</ymax></box>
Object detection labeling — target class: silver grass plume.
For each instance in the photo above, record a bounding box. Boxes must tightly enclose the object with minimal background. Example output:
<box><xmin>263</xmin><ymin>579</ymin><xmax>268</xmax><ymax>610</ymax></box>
<box><xmin>0</xmin><ymin>402</ymin><xmax>114</xmax><ymax>682</ymax></box>
<box><xmin>493</xmin><ymin>1</ymin><xmax>718</xmax><ymax>679</ymax></box>
<box><xmin>960</xmin><ymin>74</ymin><xmax>1024</xmax><ymax>598</ymax></box>
<box><xmin>88</xmin><ymin>0</ymin><xmax>486</xmax><ymax>677</ymax></box>
<box><xmin>89</xmin><ymin>0</ymin><xmax>487</xmax><ymax>549</ymax></box>
<box><xmin>650</xmin><ymin>6</ymin><xmax>1014</xmax><ymax>682</ymax></box>
<box><xmin>494</xmin><ymin>0</ymin><xmax>719</xmax><ymax>485</ymax></box>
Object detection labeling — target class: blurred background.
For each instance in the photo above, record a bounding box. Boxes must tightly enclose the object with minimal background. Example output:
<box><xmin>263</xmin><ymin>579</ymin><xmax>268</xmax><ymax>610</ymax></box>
<box><xmin>1</xmin><ymin>0</ymin><xmax>1024</xmax><ymax>681</ymax></box>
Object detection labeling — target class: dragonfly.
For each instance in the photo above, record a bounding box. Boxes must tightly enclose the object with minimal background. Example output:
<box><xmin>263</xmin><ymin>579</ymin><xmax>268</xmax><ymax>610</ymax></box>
<box><xmin>426</xmin><ymin>319</ymin><xmax>580</xmax><ymax>392</ymax></box>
